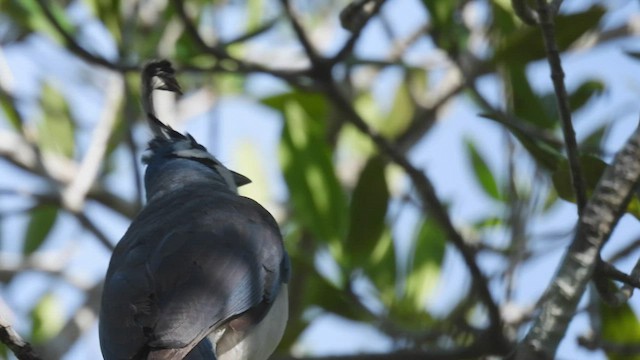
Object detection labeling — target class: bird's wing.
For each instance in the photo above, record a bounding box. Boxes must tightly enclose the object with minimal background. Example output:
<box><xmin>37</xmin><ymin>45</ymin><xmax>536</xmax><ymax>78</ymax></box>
<box><xmin>99</xmin><ymin>188</ymin><xmax>287</xmax><ymax>360</ymax></box>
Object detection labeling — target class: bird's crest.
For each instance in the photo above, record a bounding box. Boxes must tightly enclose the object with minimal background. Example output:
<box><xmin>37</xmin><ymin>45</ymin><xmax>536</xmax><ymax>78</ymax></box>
<box><xmin>140</xmin><ymin>60</ymin><xmax>250</xmax><ymax>189</ymax></box>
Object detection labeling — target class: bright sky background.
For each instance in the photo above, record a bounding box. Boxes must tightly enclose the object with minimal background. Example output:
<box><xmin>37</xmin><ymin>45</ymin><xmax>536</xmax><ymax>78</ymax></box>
<box><xmin>1</xmin><ymin>1</ymin><xmax>640</xmax><ymax>359</ymax></box>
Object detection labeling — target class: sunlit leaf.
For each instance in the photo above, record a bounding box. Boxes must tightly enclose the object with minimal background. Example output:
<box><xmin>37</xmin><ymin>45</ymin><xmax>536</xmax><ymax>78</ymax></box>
<box><xmin>381</xmin><ymin>82</ymin><xmax>414</xmax><ymax>139</ymax></box>
<box><xmin>24</xmin><ymin>205</ymin><xmax>58</xmax><ymax>255</ymax></box>
<box><xmin>31</xmin><ymin>293</ymin><xmax>64</xmax><ymax>344</ymax></box>
<box><xmin>345</xmin><ymin>155</ymin><xmax>389</xmax><ymax>267</ymax></box>
<box><xmin>38</xmin><ymin>83</ymin><xmax>75</xmax><ymax>157</ymax></box>
<box><xmin>0</xmin><ymin>91</ymin><xmax>22</xmax><ymax>130</ymax></box>
<box><xmin>403</xmin><ymin>218</ymin><xmax>446</xmax><ymax>311</ymax></box>
<box><xmin>247</xmin><ymin>0</ymin><xmax>264</xmax><ymax>31</ymax></box>
<box><xmin>600</xmin><ymin>302</ymin><xmax>640</xmax><ymax>360</ymax></box>
<box><xmin>366</xmin><ymin>228</ymin><xmax>396</xmax><ymax>305</ymax></box>
<box><xmin>465</xmin><ymin>139</ymin><xmax>501</xmax><ymax>201</ymax></box>
<box><xmin>264</xmin><ymin>92</ymin><xmax>349</xmax><ymax>247</ymax></box>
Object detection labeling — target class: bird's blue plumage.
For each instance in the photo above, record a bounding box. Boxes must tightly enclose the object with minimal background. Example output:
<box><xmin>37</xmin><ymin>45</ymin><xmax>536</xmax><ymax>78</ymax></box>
<box><xmin>99</xmin><ymin>60</ymin><xmax>288</xmax><ymax>360</ymax></box>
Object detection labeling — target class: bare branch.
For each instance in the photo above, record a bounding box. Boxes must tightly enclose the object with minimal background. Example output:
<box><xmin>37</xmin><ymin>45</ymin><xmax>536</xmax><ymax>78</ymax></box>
<box><xmin>34</xmin><ymin>0</ymin><xmax>134</xmax><ymax>72</ymax></box>
<box><xmin>0</xmin><ymin>131</ymin><xmax>137</xmax><ymax>219</ymax></box>
<box><xmin>62</xmin><ymin>74</ymin><xmax>123</xmax><ymax>213</ymax></box>
<box><xmin>511</xmin><ymin>0</ymin><xmax>538</xmax><ymax>25</ymax></box>
<box><xmin>0</xmin><ymin>311</ymin><xmax>42</xmax><ymax>360</ymax></box>
<box><xmin>280</xmin><ymin>0</ymin><xmax>322</xmax><ymax>64</ymax></box>
<box><xmin>170</xmin><ymin>0</ymin><xmax>229</xmax><ymax>59</ymax></box>
<box><xmin>535</xmin><ymin>0</ymin><xmax>587</xmax><ymax>214</ymax></box>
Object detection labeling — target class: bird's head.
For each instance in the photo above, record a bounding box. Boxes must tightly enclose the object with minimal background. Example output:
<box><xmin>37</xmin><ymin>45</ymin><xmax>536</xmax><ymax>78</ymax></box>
<box><xmin>140</xmin><ymin>60</ymin><xmax>251</xmax><ymax>201</ymax></box>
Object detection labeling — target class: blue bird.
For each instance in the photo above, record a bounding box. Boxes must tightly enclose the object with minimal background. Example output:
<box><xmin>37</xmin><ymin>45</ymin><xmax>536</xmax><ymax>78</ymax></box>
<box><xmin>99</xmin><ymin>60</ymin><xmax>290</xmax><ymax>360</ymax></box>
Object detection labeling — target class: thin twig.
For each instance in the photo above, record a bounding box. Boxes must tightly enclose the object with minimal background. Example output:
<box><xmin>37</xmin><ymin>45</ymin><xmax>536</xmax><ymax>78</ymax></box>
<box><xmin>333</xmin><ymin>0</ymin><xmax>387</xmax><ymax>65</ymax></box>
<box><xmin>74</xmin><ymin>212</ymin><xmax>115</xmax><ymax>251</ymax></box>
<box><xmin>0</xmin><ymin>131</ymin><xmax>137</xmax><ymax>218</ymax></box>
<box><xmin>608</xmin><ymin>237</ymin><xmax>640</xmax><ymax>263</ymax></box>
<box><xmin>280</xmin><ymin>0</ymin><xmax>322</xmax><ymax>64</ymax></box>
<box><xmin>535</xmin><ymin>0</ymin><xmax>587</xmax><ymax>214</ymax></box>
<box><xmin>170</xmin><ymin>0</ymin><xmax>229</xmax><ymax>59</ymax></box>
<box><xmin>511</xmin><ymin>0</ymin><xmax>538</xmax><ymax>25</ymax></box>
<box><xmin>34</xmin><ymin>0</ymin><xmax>133</xmax><ymax>72</ymax></box>
<box><xmin>223</xmin><ymin>17</ymin><xmax>280</xmax><ymax>46</ymax></box>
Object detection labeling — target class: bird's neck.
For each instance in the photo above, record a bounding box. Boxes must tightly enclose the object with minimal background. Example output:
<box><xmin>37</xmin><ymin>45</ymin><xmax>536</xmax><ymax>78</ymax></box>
<box><xmin>144</xmin><ymin>159</ymin><xmax>235</xmax><ymax>202</ymax></box>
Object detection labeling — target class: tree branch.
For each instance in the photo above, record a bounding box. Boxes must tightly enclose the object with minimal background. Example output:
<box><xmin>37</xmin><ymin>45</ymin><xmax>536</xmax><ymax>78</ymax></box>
<box><xmin>62</xmin><ymin>74</ymin><xmax>123</xmax><ymax>213</ymax></box>
<box><xmin>535</xmin><ymin>0</ymin><xmax>587</xmax><ymax>214</ymax></box>
<box><xmin>334</xmin><ymin>0</ymin><xmax>387</xmax><ymax>64</ymax></box>
<box><xmin>515</xmin><ymin>122</ymin><xmax>640</xmax><ymax>359</ymax></box>
<box><xmin>280</xmin><ymin>0</ymin><xmax>322</xmax><ymax>64</ymax></box>
<box><xmin>319</xmin><ymin>80</ymin><xmax>508</xmax><ymax>353</ymax></box>
<box><xmin>0</xmin><ymin>312</ymin><xmax>42</xmax><ymax>360</ymax></box>
<box><xmin>0</xmin><ymin>130</ymin><xmax>137</xmax><ymax>219</ymax></box>
<box><xmin>34</xmin><ymin>0</ymin><xmax>134</xmax><ymax>72</ymax></box>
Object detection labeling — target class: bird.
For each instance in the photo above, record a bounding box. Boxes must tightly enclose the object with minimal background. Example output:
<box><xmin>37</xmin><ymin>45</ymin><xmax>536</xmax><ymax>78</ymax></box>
<box><xmin>99</xmin><ymin>60</ymin><xmax>290</xmax><ymax>360</ymax></box>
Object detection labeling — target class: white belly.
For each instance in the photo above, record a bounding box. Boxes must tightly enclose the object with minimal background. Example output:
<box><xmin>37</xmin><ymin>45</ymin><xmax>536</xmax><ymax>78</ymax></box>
<box><xmin>213</xmin><ymin>285</ymin><xmax>289</xmax><ymax>360</ymax></box>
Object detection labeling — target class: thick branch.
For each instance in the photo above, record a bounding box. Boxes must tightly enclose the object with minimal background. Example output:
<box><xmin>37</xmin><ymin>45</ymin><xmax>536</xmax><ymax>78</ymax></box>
<box><xmin>0</xmin><ymin>313</ymin><xmax>42</xmax><ymax>360</ymax></box>
<box><xmin>515</xmin><ymin>123</ymin><xmax>640</xmax><ymax>359</ymax></box>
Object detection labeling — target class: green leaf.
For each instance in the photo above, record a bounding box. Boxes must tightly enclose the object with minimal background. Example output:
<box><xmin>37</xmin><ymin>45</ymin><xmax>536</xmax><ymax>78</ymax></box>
<box><xmin>494</xmin><ymin>6</ymin><xmax>606</xmax><ymax>65</ymax></box>
<box><xmin>291</xmin><ymin>254</ymin><xmax>367</xmax><ymax>322</ymax></box>
<box><xmin>507</xmin><ymin>65</ymin><xmax>555</xmax><ymax>129</ymax></box>
<box><xmin>551</xmin><ymin>154</ymin><xmax>606</xmax><ymax>203</ymax></box>
<box><xmin>344</xmin><ymin>155</ymin><xmax>389</xmax><ymax>267</ymax></box>
<box><xmin>569</xmin><ymin>79</ymin><xmax>605</xmax><ymax>112</ymax></box>
<box><xmin>381</xmin><ymin>82</ymin><xmax>414</xmax><ymax>139</ymax></box>
<box><xmin>264</xmin><ymin>92</ymin><xmax>349</xmax><ymax>247</ymax></box>
<box><xmin>403</xmin><ymin>218</ymin><xmax>446</xmax><ymax>311</ymax></box>
<box><xmin>465</xmin><ymin>139</ymin><xmax>501</xmax><ymax>201</ymax></box>
<box><xmin>31</xmin><ymin>293</ymin><xmax>64</xmax><ymax>344</ymax></box>
<box><xmin>247</xmin><ymin>0</ymin><xmax>264</xmax><ymax>31</ymax></box>
<box><xmin>24</xmin><ymin>205</ymin><xmax>58</xmax><ymax>255</ymax></box>
<box><xmin>420</xmin><ymin>1</ymin><xmax>469</xmax><ymax>53</ymax></box>
<box><xmin>366</xmin><ymin>228</ymin><xmax>396</xmax><ymax>304</ymax></box>
<box><xmin>580</xmin><ymin>124</ymin><xmax>608</xmax><ymax>155</ymax></box>
<box><xmin>39</xmin><ymin>83</ymin><xmax>75</xmax><ymax>157</ymax></box>
<box><xmin>0</xmin><ymin>91</ymin><xmax>22</xmax><ymax>130</ymax></box>
<box><xmin>600</xmin><ymin>302</ymin><xmax>640</xmax><ymax>360</ymax></box>
<box><xmin>479</xmin><ymin>113</ymin><xmax>563</xmax><ymax>170</ymax></box>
